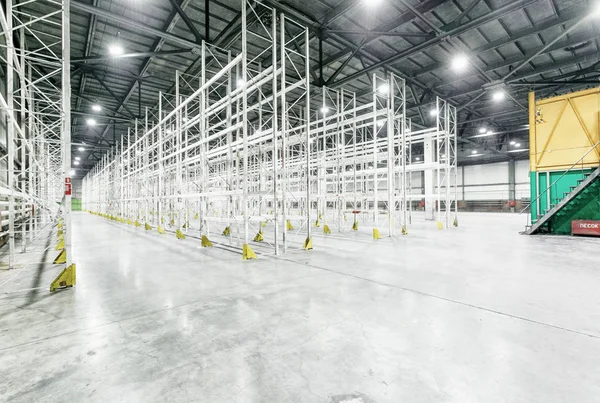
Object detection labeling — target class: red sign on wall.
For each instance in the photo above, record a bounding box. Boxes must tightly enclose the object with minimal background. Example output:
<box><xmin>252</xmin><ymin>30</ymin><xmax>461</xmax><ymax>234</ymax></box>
<box><xmin>65</xmin><ymin>177</ymin><xmax>72</xmax><ymax>196</ymax></box>
<box><xmin>572</xmin><ymin>220</ymin><xmax>600</xmax><ymax>236</ymax></box>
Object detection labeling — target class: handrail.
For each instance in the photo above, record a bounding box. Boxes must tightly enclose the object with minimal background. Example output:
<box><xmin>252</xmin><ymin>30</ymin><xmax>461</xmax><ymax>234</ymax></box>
<box><xmin>519</xmin><ymin>140</ymin><xmax>600</xmax><ymax>215</ymax></box>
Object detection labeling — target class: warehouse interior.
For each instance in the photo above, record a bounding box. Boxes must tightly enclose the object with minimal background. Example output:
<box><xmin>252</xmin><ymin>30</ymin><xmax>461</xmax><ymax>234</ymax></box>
<box><xmin>1</xmin><ymin>0</ymin><xmax>599</xmax><ymax>402</ymax></box>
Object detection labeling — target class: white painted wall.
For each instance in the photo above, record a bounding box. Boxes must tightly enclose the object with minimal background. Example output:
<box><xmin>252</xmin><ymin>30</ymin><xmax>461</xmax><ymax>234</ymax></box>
<box><xmin>458</xmin><ymin>160</ymin><xmax>530</xmax><ymax>201</ymax></box>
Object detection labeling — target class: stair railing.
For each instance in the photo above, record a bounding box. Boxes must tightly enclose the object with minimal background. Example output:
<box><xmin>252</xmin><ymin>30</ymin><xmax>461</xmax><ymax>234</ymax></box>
<box><xmin>520</xmin><ymin>140</ymin><xmax>600</xmax><ymax>228</ymax></box>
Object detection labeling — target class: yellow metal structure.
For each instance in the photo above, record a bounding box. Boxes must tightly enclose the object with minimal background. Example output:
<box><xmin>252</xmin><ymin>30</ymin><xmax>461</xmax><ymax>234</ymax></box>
<box><xmin>253</xmin><ymin>230</ymin><xmax>264</xmax><ymax>242</ymax></box>
<box><xmin>242</xmin><ymin>243</ymin><xmax>257</xmax><ymax>260</ymax></box>
<box><xmin>53</xmin><ymin>249</ymin><xmax>66</xmax><ymax>264</ymax></box>
<box><xmin>50</xmin><ymin>264</ymin><xmax>76</xmax><ymax>291</ymax></box>
<box><xmin>201</xmin><ymin>235</ymin><xmax>213</xmax><ymax>247</ymax></box>
<box><xmin>373</xmin><ymin>228</ymin><xmax>381</xmax><ymax>239</ymax></box>
<box><xmin>55</xmin><ymin>239</ymin><xmax>65</xmax><ymax>251</ymax></box>
<box><xmin>529</xmin><ymin>88</ymin><xmax>600</xmax><ymax>171</ymax></box>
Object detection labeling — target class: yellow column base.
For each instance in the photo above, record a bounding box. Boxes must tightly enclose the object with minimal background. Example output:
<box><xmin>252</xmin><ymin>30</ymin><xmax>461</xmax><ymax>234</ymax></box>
<box><xmin>437</xmin><ymin>221</ymin><xmax>443</xmax><ymax>230</ymax></box>
<box><xmin>201</xmin><ymin>235</ymin><xmax>213</xmax><ymax>247</ymax></box>
<box><xmin>323</xmin><ymin>224</ymin><xmax>331</xmax><ymax>234</ymax></box>
<box><xmin>401</xmin><ymin>225</ymin><xmax>408</xmax><ymax>235</ymax></box>
<box><xmin>55</xmin><ymin>239</ymin><xmax>65</xmax><ymax>251</ymax></box>
<box><xmin>222</xmin><ymin>226</ymin><xmax>231</xmax><ymax>236</ymax></box>
<box><xmin>157</xmin><ymin>226</ymin><xmax>167</xmax><ymax>234</ymax></box>
<box><xmin>50</xmin><ymin>264</ymin><xmax>76</xmax><ymax>291</ymax></box>
<box><xmin>373</xmin><ymin>228</ymin><xmax>381</xmax><ymax>239</ymax></box>
<box><xmin>352</xmin><ymin>221</ymin><xmax>358</xmax><ymax>231</ymax></box>
<box><xmin>453</xmin><ymin>217</ymin><xmax>458</xmax><ymax>227</ymax></box>
<box><xmin>176</xmin><ymin>229</ymin><xmax>186</xmax><ymax>239</ymax></box>
<box><xmin>145</xmin><ymin>223</ymin><xmax>152</xmax><ymax>230</ymax></box>
<box><xmin>286</xmin><ymin>220</ymin><xmax>294</xmax><ymax>230</ymax></box>
<box><xmin>303</xmin><ymin>236</ymin><xmax>313</xmax><ymax>250</ymax></box>
<box><xmin>253</xmin><ymin>230</ymin><xmax>264</xmax><ymax>242</ymax></box>
<box><xmin>242</xmin><ymin>244</ymin><xmax>257</xmax><ymax>260</ymax></box>
<box><xmin>53</xmin><ymin>249</ymin><xmax>66</xmax><ymax>264</ymax></box>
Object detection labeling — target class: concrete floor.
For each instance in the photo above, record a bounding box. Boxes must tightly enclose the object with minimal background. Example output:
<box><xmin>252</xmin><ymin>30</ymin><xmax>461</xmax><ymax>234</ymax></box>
<box><xmin>0</xmin><ymin>212</ymin><xmax>599</xmax><ymax>402</ymax></box>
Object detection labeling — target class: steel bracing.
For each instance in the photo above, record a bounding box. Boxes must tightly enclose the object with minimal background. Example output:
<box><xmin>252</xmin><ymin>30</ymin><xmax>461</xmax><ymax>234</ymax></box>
<box><xmin>0</xmin><ymin>0</ymin><xmax>72</xmax><ymax>271</ymax></box>
<box><xmin>82</xmin><ymin>0</ymin><xmax>458</xmax><ymax>258</ymax></box>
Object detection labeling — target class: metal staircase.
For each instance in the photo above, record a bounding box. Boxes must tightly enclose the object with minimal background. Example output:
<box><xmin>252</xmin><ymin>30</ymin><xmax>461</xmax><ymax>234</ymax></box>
<box><xmin>525</xmin><ymin>167</ymin><xmax>600</xmax><ymax>235</ymax></box>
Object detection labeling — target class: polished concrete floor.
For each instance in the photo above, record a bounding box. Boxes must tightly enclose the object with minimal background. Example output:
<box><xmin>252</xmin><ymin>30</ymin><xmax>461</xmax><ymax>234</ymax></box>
<box><xmin>0</xmin><ymin>211</ymin><xmax>599</xmax><ymax>402</ymax></box>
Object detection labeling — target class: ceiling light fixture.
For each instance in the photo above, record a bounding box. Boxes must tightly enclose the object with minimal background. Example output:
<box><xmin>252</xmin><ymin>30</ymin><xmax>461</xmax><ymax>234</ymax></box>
<box><xmin>78</xmin><ymin>147</ymin><xmax>85</xmax><ymax>152</ymax></box>
<box><xmin>430</xmin><ymin>109</ymin><xmax>438</xmax><ymax>116</ymax></box>
<box><xmin>378</xmin><ymin>83</ymin><xmax>389</xmax><ymax>95</ymax></box>
<box><xmin>492</xmin><ymin>90</ymin><xmax>505</xmax><ymax>102</ymax></box>
<box><xmin>479</xmin><ymin>127</ymin><xmax>487</xmax><ymax>134</ymax></box>
<box><xmin>415</xmin><ymin>157</ymin><xmax>420</xmax><ymax>161</ymax></box>
<box><xmin>75</xmin><ymin>156</ymin><xmax>81</xmax><ymax>161</ymax></box>
<box><xmin>236</xmin><ymin>78</ymin><xmax>246</xmax><ymax>88</ymax></box>
<box><xmin>92</xmin><ymin>104</ymin><xmax>102</xmax><ymax>112</ymax></box>
<box><xmin>472</xmin><ymin>150</ymin><xmax>478</xmax><ymax>154</ymax></box>
<box><xmin>515</xmin><ymin>143</ymin><xmax>521</xmax><ymax>147</ymax></box>
<box><xmin>364</xmin><ymin>0</ymin><xmax>383</xmax><ymax>7</ymax></box>
<box><xmin>108</xmin><ymin>44</ymin><xmax>124</xmax><ymax>56</ymax></box>
<box><xmin>320</xmin><ymin>106</ymin><xmax>329</xmax><ymax>114</ymax></box>
<box><xmin>510</xmin><ymin>140</ymin><xmax>516</xmax><ymax>145</ymax></box>
<box><xmin>74</xmin><ymin>161</ymin><xmax>80</xmax><ymax>166</ymax></box>
<box><xmin>70</xmin><ymin>169</ymin><xmax>76</xmax><ymax>176</ymax></box>
<box><xmin>451</xmin><ymin>55</ymin><xmax>469</xmax><ymax>72</ymax></box>
<box><xmin>86</xmin><ymin>118</ymin><xmax>96</xmax><ymax>126</ymax></box>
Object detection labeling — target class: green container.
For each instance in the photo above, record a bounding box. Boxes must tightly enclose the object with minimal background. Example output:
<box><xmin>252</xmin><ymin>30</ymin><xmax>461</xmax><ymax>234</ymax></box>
<box><xmin>530</xmin><ymin>169</ymin><xmax>600</xmax><ymax>234</ymax></box>
<box><xmin>71</xmin><ymin>198</ymin><xmax>82</xmax><ymax>211</ymax></box>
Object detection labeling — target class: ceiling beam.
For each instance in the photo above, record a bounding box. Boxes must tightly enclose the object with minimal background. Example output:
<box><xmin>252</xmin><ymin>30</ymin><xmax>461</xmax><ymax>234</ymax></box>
<box><xmin>330</xmin><ymin>0</ymin><xmax>538</xmax><ymax>88</ymax></box>
<box><xmin>71</xmin><ymin>1</ymin><xmax>202</xmax><ymax>51</ymax></box>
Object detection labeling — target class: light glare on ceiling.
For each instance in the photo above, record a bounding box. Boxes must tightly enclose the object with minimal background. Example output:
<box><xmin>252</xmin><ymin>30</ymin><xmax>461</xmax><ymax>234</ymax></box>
<box><xmin>108</xmin><ymin>44</ymin><xmax>124</xmax><ymax>56</ymax></box>
<box><xmin>74</xmin><ymin>161</ymin><xmax>80</xmax><ymax>166</ymax></box>
<box><xmin>364</xmin><ymin>0</ymin><xmax>383</xmax><ymax>7</ymax></box>
<box><xmin>86</xmin><ymin>118</ymin><xmax>96</xmax><ymax>126</ymax></box>
<box><xmin>451</xmin><ymin>55</ymin><xmax>469</xmax><ymax>72</ymax></box>
<box><xmin>430</xmin><ymin>109</ymin><xmax>438</xmax><ymax>116</ymax></box>
<box><xmin>479</xmin><ymin>127</ymin><xmax>487</xmax><ymax>134</ymax></box>
<box><xmin>92</xmin><ymin>104</ymin><xmax>102</xmax><ymax>112</ymax></box>
<box><xmin>78</xmin><ymin>147</ymin><xmax>85</xmax><ymax>152</ymax></box>
<box><xmin>70</xmin><ymin>169</ymin><xmax>76</xmax><ymax>176</ymax></box>
<box><xmin>320</xmin><ymin>106</ymin><xmax>329</xmax><ymax>114</ymax></box>
<box><xmin>492</xmin><ymin>90</ymin><xmax>505</xmax><ymax>102</ymax></box>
